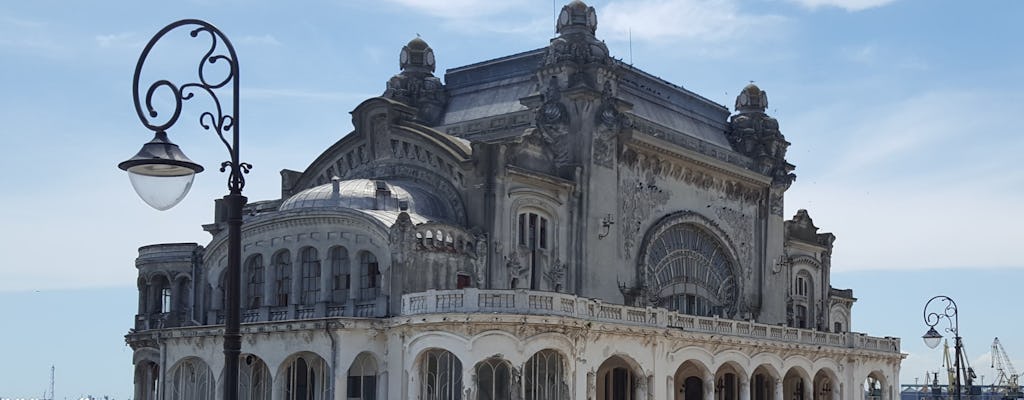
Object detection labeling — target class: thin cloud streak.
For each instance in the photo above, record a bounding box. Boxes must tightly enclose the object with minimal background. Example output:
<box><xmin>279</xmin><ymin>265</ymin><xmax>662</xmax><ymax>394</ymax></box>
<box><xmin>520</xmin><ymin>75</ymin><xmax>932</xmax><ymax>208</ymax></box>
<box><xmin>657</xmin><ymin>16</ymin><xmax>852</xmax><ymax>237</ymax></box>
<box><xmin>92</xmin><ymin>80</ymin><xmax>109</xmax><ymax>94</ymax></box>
<box><xmin>788</xmin><ymin>0</ymin><xmax>898</xmax><ymax>12</ymax></box>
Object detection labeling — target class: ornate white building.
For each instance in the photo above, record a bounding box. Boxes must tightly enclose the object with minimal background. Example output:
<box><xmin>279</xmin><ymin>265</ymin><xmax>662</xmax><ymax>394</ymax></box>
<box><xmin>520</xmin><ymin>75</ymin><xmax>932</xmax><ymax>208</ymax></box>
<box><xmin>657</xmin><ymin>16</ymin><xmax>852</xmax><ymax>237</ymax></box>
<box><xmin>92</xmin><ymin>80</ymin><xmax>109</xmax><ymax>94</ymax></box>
<box><xmin>126</xmin><ymin>2</ymin><xmax>904</xmax><ymax>399</ymax></box>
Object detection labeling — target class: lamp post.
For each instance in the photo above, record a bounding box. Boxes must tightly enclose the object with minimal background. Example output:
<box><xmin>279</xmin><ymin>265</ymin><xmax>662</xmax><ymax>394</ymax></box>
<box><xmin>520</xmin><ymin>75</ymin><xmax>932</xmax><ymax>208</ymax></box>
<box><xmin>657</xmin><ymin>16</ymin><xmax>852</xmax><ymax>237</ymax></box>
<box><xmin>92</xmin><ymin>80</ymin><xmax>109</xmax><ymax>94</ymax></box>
<box><xmin>118</xmin><ymin>20</ymin><xmax>248</xmax><ymax>400</ymax></box>
<box><xmin>922</xmin><ymin>295</ymin><xmax>963</xmax><ymax>400</ymax></box>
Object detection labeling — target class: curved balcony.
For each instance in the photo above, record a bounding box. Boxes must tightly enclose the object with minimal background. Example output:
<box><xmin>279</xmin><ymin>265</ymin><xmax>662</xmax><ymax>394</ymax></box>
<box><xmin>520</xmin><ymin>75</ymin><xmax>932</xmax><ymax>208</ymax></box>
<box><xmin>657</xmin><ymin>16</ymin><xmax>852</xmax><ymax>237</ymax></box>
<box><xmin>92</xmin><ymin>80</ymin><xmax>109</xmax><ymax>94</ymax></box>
<box><xmin>401</xmin><ymin>288</ymin><xmax>901</xmax><ymax>354</ymax></box>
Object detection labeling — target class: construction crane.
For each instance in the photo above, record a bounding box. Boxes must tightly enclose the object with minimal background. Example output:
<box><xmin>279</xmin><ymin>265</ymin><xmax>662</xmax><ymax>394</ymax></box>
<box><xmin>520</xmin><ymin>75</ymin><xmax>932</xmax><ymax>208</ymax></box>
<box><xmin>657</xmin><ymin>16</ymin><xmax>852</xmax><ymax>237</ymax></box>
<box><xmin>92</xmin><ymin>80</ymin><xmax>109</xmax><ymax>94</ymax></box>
<box><xmin>991</xmin><ymin>337</ymin><xmax>1021</xmax><ymax>399</ymax></box>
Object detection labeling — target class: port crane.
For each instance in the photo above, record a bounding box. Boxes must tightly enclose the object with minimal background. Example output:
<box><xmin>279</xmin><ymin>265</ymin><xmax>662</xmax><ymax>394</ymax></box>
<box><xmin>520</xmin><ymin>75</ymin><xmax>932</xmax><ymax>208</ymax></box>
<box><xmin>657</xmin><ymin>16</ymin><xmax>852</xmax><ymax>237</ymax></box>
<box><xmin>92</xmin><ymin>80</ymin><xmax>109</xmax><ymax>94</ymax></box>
<box><xmin>991</xmin><ymin>337</ymin><xmax>1022</xmax><ymax>399</ymax></box>
<box><xmin>941</xmin><ymin>339</ymin><xmax>978</xmax><ymax>397</ymax></box>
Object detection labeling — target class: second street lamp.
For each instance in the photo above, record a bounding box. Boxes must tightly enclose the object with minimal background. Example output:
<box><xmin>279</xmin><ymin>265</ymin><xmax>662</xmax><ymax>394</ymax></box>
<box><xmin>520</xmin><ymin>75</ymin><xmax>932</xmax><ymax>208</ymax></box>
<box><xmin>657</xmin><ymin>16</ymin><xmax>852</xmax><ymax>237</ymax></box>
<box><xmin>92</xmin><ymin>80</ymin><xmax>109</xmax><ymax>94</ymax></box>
<box><xmin>118</xmin><ymin>19</ymin><xmax>248</xmax><ymax>400</ymax></box>
<box><xmin>922</xmin><ymin>295</ymin><xmax>966</xmax><ymax>400</ymax></box>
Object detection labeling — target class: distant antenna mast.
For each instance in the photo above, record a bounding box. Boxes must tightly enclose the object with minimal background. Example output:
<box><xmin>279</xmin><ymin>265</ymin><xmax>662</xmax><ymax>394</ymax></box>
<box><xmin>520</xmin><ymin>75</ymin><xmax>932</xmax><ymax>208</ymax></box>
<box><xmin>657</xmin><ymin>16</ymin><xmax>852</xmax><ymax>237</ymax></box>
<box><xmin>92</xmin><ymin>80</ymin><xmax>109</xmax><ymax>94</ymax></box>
<box><xmin>553</xmin><ymin>0</ymin><xmax>557</xmax><ymax>32</ymax></box>
<box><xmin>628</xmin><ymin>28</ymin><xmax>633</xmax><ymax>65</ymax></box>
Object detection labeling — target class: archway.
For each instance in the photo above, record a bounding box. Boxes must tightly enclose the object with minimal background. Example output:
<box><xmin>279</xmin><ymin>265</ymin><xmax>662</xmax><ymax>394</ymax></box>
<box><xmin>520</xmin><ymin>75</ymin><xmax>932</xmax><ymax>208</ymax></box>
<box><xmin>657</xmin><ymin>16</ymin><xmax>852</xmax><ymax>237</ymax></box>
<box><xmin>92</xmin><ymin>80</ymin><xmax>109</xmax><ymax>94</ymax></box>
<box><xmin>674</xmin><ymin>360</ymin><xmax>712</xmax><ymax>400</ymax></box>
<box><xmin>597</xmin><ymin>355</ymin><xmax>643</xmax><ymax>400</ymax></box>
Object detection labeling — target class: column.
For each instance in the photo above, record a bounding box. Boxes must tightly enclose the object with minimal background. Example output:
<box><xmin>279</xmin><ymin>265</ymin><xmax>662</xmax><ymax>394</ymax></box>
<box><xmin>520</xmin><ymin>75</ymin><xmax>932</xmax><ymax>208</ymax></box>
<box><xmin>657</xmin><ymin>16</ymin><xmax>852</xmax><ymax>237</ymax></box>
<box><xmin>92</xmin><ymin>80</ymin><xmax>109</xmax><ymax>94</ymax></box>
<box><xmin>290</xmin><ymin>252</ymin><xmax>301</xmax><ymax>307</ymax></box>
<box><xmin>347</xmin><ymin>252</ymin><xmax>359</xmax><ymax>316</ymax></box>
<box><xmin>320</xmin><ymin>250</ymin><xmax>332</xmax><ymax>303</ymax></box>
<box><xmin>740</xmin><ymin>376</ymin><xmax>751</xmax><ymax>400</ymax></box>
<box><xmin>774</xmin><ymin>378</ymin><xmax>784</xmax><ymax>400</ymax></box>
<box><xmin>705</xmin><ymin>373</ymin><xmax>716</xmax><ymax>400</ymax></box>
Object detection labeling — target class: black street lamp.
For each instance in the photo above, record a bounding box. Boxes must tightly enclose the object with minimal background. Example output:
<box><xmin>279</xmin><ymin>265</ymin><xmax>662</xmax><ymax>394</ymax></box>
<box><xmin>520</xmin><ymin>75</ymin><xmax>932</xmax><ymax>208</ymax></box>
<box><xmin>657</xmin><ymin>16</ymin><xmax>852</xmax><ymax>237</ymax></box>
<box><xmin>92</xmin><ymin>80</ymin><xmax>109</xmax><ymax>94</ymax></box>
<box><xmin>922</xmin><ymin>295</ymin><xmax>964</xmax><ymax>400</ymax></box>
<box><xmin>118</xmin><ymin>19</ymin><xmax>248</xmax><ymax>400</ymax></box>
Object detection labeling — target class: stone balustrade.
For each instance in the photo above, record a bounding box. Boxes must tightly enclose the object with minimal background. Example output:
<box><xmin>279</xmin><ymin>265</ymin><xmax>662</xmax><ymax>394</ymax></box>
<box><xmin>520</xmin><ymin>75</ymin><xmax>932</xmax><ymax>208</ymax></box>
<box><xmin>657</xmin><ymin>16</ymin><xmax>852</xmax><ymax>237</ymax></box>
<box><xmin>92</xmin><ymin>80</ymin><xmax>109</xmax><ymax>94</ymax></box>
<box><xmin>401</xmin><ymin>288</ymin><xmax>901</xmax><ymax>354</ymax></box>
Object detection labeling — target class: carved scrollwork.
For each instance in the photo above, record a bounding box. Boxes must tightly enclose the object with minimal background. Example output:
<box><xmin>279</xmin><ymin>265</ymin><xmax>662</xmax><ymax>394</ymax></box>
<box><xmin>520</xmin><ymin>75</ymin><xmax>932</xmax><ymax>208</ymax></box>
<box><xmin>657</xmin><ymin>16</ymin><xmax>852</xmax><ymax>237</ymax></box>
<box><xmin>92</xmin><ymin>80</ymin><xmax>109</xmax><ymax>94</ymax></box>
<box><xmin>620</xmin><ymin>177</ymin><xmax>671</xmax><ymax>259</ymax></box>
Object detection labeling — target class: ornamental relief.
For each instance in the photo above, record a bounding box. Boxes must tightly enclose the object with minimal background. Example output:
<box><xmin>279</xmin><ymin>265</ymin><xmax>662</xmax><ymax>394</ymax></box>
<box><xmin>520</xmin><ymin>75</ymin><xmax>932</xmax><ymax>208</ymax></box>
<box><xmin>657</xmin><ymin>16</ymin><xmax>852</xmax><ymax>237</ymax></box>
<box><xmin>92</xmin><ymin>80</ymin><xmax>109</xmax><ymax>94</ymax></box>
<box><xmin>619</xmin><ymin>175</ymin><xmax>671</xmax><ymax>259</ymax></box>
<box><xmin>620</xmin><ymin>146</ymin><xmax>762</xmax><ymax>205</ymax></box>
<box><xmin>714</xmin><ymin>206</ymin><xmax>754</xmax><ymax>280</ymax></box>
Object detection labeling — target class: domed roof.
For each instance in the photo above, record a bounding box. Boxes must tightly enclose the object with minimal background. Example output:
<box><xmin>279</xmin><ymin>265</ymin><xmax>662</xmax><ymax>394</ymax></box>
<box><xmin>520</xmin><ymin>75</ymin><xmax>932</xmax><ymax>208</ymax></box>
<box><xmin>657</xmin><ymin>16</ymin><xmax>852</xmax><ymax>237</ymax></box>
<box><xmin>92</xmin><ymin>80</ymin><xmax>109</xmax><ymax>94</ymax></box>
<box><xmin>279</xmin><ymin>178</ymin><xmax>452</xmax><ymax>222</ymax></box>
<box><xmin>406</xmin><ymin>36</ymin><xmax>429</xmax><ymax>50</ymax></box>
<box><xmin>399</xmin><ymin>35</ymin><xmax>436</xmax><ymax>73</ymax></box>
<box><xmin>735</xmin><ymin>83</ymin><xmax>768</xmax><ymax>113</ymax></box>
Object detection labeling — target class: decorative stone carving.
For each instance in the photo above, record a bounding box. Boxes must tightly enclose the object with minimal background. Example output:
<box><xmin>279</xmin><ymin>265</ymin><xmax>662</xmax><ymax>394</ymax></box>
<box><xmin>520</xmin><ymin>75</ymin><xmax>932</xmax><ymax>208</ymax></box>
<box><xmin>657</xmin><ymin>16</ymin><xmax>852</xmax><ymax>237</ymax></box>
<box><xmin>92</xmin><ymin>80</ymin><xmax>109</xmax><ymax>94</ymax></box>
<box><xmin>544</xmin><ymin>1</ymin><xmax>611</xmax><ymax>67</ymax></box>
<box><xmin>727</xmin><ymin>84</ymin><xmax>796</xmax><ymax>188</ymax></box>
<box><xmin>620</xmin><ymin>176</ymin><xmax>670</xmax><ymax>259</ymax></box>
<box><xmin>544</xmin><ymin>258</ymin><xmax>567</xmax><ymax>291</ymax></box>
<box><xmin>384</xmin><ymin>37</ymin><xmax>447</xmax><ymax>125</ymax></box>
<box><xmin>593</xmin><ymin>80</ymin><xmax>626</xmax><ymax>168</ymax></box>
<box><xmin>388</xmin><ymin>212</ymin><xmax>416</xmax><ymax>266</ymax></box>
<box><xmin>715</xmin><ymin>206</ymin><xmax>753</xmax><ymax>277</ymax></box>
<box><xmin>473</xmin><ymin>233</ymin><xmax>488</xmax><ymax>287</ymax></box>
<box><xmin>619</xmin><ymin>147</ymin><xmax>761</xmax><ymax>204</ymax></box>
<box><xmin>785</xmin><ymin>209</ymin><xmax>836</xmax><ymax>248</ymax></box>
<box><xmin>507</xmin><ymin>252</ymin><xmax>528</xmax><ymax>288</ymax></box>
<box><xmin>535</xmin><ymin>76</ymin><xmax>572</xmax><ymax>169</ymax></box>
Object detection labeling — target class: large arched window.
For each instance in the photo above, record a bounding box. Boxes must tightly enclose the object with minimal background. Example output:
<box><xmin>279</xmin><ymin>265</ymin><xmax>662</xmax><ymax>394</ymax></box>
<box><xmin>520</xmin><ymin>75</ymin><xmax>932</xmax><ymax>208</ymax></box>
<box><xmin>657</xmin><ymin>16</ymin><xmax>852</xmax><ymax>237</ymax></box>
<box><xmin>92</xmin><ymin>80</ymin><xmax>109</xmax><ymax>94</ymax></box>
<box><xmin>358</xmin><ymin>251</ymin><xmax>380</xmax><ymax>300</ymax></box>
<box><xmin>420</xmin><ymin>349</ymin><xmax>462</xmax><ymax>400</ymax></box>
<box><xmin>637</xmin><ymin>213</ymin><xmax>739</xmax><ymax>317</ymax></box>
<box><xmin>284</xmin><ymin>354</ymin><xmax>327</xmax><ymax>400</ymax></box>
<box><xmin>347</xmin><ymin>353</ymin><xmax>378</xmax><ymax>400</ymax></box>
<box><xmin>525</xmin><ymin>350</ymin><xmax>568</xmax><ymax>400</ymax></box>
<box><xmin>330</xmin><ymin>246</ymin><xmax>350</xmax><ymax>302</ymax></box>
<box><xmin>240</xmin><ymin>355</ymin><xmax>271</xmax><ymax>400</ymax></box>
<box><xmin>169</xmin><ymin>358</ymin><xmax>215</xmax><ymax>400</ymax></box>
<box><xmin>476</xmin><ymin>358</ymin><xmax>513</xmax><ymax>400</ymax></box>
<box><xmin>273</xmin><ymin>250</ymin><xmax>292</xmax><ymax>306</ymax></box>
<box><xmin>299</xmin><ymin>247</ymin><xmax>321</xmax><ymax>305</ymax></box>
<box><xmin>246</xmin><ymin>254</ymin><xmax>265</xmax><ymax>309</ymax></box>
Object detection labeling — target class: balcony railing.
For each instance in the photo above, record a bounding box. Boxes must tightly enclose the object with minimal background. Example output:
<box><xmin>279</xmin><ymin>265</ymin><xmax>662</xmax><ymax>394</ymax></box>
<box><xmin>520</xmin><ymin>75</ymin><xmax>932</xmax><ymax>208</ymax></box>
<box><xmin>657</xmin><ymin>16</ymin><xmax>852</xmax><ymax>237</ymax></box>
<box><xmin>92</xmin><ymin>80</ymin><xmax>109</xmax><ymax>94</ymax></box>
<box><xmin>400</xmin><ymin>288</ymin><xmax>901</xmax><ymax>354</ymax></box>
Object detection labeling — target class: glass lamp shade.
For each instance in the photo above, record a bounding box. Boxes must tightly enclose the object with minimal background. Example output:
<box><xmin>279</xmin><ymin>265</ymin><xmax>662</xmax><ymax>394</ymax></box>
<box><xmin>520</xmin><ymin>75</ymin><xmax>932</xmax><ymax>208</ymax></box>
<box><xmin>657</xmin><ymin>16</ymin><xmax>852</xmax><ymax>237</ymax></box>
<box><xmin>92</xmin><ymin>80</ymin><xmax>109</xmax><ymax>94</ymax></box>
<box><xmin>922</xmin><ymin>327</ymin><xmax>943</xmax><ymax>349</ymax></box>
<box><xmin>127</xmin><ymin>164</ymin><xmax>196</xmax><ymax>211</ymax></box>
<box><xmin>119</xmin><ymin>131</ymin><xmax>204</xmax><ymax>211</ymax></box>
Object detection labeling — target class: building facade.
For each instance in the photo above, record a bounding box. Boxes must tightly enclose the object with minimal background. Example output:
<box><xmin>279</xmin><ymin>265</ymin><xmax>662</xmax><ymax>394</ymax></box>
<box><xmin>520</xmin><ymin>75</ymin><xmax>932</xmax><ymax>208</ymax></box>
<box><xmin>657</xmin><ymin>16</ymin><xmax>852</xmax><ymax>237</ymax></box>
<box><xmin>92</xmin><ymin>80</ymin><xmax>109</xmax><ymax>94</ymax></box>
<box><xmin>125</xmin><ymin>2</ymin><xmax>904</xmax><ymax>399</ymax></box>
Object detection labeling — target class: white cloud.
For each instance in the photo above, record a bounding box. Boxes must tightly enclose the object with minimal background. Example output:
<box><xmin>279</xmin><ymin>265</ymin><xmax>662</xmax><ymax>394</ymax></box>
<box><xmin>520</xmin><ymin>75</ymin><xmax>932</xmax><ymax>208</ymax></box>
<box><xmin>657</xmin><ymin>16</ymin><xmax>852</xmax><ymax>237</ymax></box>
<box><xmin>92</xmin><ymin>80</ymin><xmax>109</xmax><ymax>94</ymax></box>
<box><xmin>95</xmin><ymin>32</ymin><xmax>135</xmax><ymax>48</ymax></box>
<box><xmin>381</xmin><ymin>0</ymin><xmax>529</xmax><ymax>19</ymax></box>
<box><xmin>600</xmin><ymin>0</ymin><xmax>787</xmax><ymax>42</ymax></box>
<box><xmin>788</xmin><ymin>0</ymin><xmax>898</xmax><ymax>12</ymax></box>
<box><xmin>378</xmin><ymin>0</ymin><xmax>548</xmax><ymax>34</ymax></box>
<box><xmin>239</xmin><ymin>34</ymin><xmax>281</xmax><ymax>46</ymax></box>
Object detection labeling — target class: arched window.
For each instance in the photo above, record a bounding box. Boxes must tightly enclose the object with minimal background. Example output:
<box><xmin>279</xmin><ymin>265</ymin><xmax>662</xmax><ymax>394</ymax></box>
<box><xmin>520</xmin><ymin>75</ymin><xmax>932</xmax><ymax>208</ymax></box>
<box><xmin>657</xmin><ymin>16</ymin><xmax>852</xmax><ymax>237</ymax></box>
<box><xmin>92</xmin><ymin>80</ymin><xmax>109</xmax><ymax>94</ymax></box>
<box><xmin>517</xmin><ymin>210</ymin><xmax>550</xmax><ymax>290</ymax></box>
<box><xmin>358</xmin><ymin>252</ymin><xmax>380</xmax><ymax>300</ymax></box>
<box><xmin>476</xmin><ymin>358</ymin><xmax>513</xmax><ymax>400</ymax></box>
<box><xmin>300</xmin><ymin>247</ymin><xmax>321</xmax><ymax>305</ymax></box>
<box><xmin>169</xmin><ymin>358</ymin><xmax>215</xmax><ymax>400</ymax></box>
<box><xmin>347</xmin><ymin>353</ymin><xmax>378</xmax><ymax>400</ymax></box>
<box><xmin>421</xmin><ymin>349</ymin><xmax>462</xmax><ymax>400</ymax></box>
<box><xmin>273</xmin><ymin>250</ymin><xmax>292</xmax><ymax>306</ymax></box>
<box><xmin>161</xmin><ymin>287</ymin><xmax>172</xmax><ymax>313</ymax></box>
<box><xmin>285</xmin><ymin>354</ymin><xmax>327</xmax><ymax>400</ymax></box>
<box><xmin>795</xmin><ymin>276</ymin><xmax>807</xmax><ymax>296</ymax></box>
<box><xmin>518</xmin><ymin>212</ymin><xmax>549</xmax><ymax>250</ymax></box>
<box><xmin>330</xmin><ymin>246</ymin><xmax>350</xmax><ymax>302</ymax></box>
<box><xmin>525</xmin><ymin>350</ymin><xmax>568</xmax><ymax>400</ymax></box>
<box><xmin>246</xmin><ymin>254</ymin><xmax>265</xmax><ymax>309</ymax></box>
<box><xmin>637</xmin><ymin>217</ymin><xmax>739</xmax><ymax>317</ymax></box>
<box><xmin>240</xmin><ymin>355</ymin><xmax>271</xmax><ymax>400</ymax></box>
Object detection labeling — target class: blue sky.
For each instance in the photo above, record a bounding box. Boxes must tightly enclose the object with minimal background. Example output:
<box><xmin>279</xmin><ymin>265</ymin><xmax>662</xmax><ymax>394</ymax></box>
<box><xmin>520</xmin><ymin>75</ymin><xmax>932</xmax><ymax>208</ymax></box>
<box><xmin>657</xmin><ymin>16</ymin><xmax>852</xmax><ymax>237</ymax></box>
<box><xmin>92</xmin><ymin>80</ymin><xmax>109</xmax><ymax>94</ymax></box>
<box><xmin>1</xmin><ymin>0</ymin><xmax>1022</xmax><ymax>398</ymax></box>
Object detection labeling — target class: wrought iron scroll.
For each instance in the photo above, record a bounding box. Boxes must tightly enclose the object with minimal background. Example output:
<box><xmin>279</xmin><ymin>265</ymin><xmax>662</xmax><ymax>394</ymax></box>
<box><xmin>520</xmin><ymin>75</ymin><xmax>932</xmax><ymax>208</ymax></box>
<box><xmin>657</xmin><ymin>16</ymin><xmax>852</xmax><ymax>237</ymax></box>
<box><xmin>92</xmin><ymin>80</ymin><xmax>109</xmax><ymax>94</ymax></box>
<box><xmin>132</xmin><ymin>19</ymin><xmax>250</xmax><ymax>193</ymax></box>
